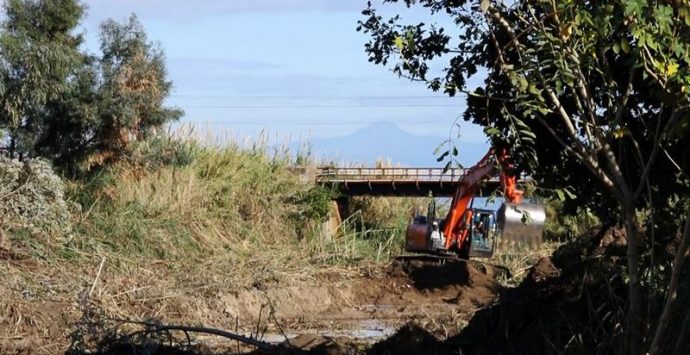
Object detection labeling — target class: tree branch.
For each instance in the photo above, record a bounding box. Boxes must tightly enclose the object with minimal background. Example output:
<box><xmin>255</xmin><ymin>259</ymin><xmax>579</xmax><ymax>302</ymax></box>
<box><xmin>633</xmin><ymin>108</ymin><xmax>671</xmax><ymax>199</ymax></box>
<box><xmin>111</xmin><ymin>319</ymin><xmax>275</xmax><ymax>350</ymax></box>
<box><xmin>649</xmin><ymin>208</ymin><xmax>690</xmax><ymax>355</ymax></box>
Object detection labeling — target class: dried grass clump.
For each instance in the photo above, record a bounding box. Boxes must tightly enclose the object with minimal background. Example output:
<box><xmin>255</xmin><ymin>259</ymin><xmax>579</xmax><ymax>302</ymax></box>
<box><xmin>0</xmin><ymin>157</ymin><xmax>71</xmax><ymax>231</ymax></box>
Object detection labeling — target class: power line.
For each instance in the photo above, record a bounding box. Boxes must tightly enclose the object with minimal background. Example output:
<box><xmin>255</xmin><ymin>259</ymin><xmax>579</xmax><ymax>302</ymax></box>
<box><xmin>169</xmin><ymin>94</ymin><xmax>461</xmax><ymax>101</ymax></box>
<box><xmin>167</xmin><ymin>94</ymin><xmax>465</xmax><ymax>109</ymax></box>
<box><xmin>176</xmin><ymin>118</ymin><xmax>453</xmax><ymax>126</ymax></box>
<box><xmin>182</xmin><ymin>103</ymin><xmax>463</xmax><ymax>109</ymax></box>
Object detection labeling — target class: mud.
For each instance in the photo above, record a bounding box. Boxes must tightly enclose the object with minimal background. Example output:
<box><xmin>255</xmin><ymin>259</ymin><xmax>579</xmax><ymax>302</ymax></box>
<box><xmin>55</xmin><ymin>226</ymin><xmax>690</xmax><ymax>355</ymax></box>
<box><xmin>444</xmin><ymin>226</ymin><xmax>632</xmax><ymax>354</ymax></box>
<box><xmin>220</xmin><ymin>257</ymin><xmax>500</xmax><ymax>343</ymax></box>
<box><xmin>1</xmin><ymin>256</ymin><xmax>502</xmax><ymax>354</ymax></box>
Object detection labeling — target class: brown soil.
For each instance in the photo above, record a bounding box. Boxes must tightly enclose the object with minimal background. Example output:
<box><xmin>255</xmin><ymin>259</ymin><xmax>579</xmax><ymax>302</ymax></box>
<box><xmin>0</xmin><ymin>256</ymin><xmax>501</xmax><ymax>355</ymax></box>
<box><xmin>443</xmin><ymin>226</ymin><xmax>631</xmax><ymax>354</ymax></box>
<box><xmin>54</xmin><ymin>226</ymin><xmax>689</xmax><ymax>355</ymax></box>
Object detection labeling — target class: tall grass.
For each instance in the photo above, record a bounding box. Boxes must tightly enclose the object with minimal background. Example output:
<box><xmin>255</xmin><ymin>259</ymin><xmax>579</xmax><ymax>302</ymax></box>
<box><xmin>56</xmin><ymin>136</ymin><xmax>415</xmax><ymax>287</ymax></box>
<box><xmin>304</xmin><ymin>210</ymin><xmax>408</xmax><ymax>264</ymax></box>
<box><xmin>75</xmin><ymin>151</ymin><xmax>287</xmax><ymax>251</ymax></box>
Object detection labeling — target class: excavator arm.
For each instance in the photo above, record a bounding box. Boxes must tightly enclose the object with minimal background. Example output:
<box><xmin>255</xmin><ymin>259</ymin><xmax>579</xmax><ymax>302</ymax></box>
<box><xmin>405</xmin><ymin>148</ymin><xmax>545</xmax><ymax>257</ymax></box>
<box><xmin>442</xmin><ymin>149</ymin><xmax>523</xmax><ymax>251</ymax></box>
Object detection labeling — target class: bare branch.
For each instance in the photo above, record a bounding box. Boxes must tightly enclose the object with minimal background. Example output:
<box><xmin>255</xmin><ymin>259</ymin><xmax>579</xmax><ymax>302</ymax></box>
<box><xmin>633</xmin><ymin>109</ymin><xmax>672</xmax><ymax>199</ymax></box>
<box><xmin>535</xmin><ymin>116</ymin><xmax>617</xmax><ymax>191</ymax></box>
<box><xmin>111</xmin><ymin>319</ymin><xmax>275</xmax><ymax>350</ymax></box>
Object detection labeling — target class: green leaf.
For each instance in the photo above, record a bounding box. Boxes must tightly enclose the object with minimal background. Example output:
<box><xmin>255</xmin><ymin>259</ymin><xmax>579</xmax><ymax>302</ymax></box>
<box><xmin>393</xmin><ymin>36</ymin><xmax>404</xmax><ymax>50</ymax></box>
<box><xmin>612</xmin><ymin>42</ymin><xmax>620</xmax><ymax>54</ymax></box>
<box><xmin>442</xmin><ymin>161</ymin><xmax>452</xmax><ymax>174</ymax></box>
<box><xmin>554</xmin><ymin>189</ymin><xmax>565</xmax><ymax>202</ymax></box>
<box><xmin>432</xmin><ymin>140</ymin><xmax>449</xmax><ymax>155</ymax></box>
<box><xmin>624</xmin><ymin>0</ymin><xmax>645</xmax><ymax>18</ymax></box>
<box><xmin>537</xmin><ymin>107</ymin><xmax>552</xmax><ymax>115</ymax></box>
<box><xmin>485</xmin><ymin>127</ymin><xmax>501</xmax><ymax>136</ymax></box>
<box><xmin>655</xmin><ymin>5</ymin><xmax>673</xmax><ymax>33</ymax></box>
<box><xmin>646</xmin><ymin>34</ymin><xmax>658</xmax><ymax>51</ymax></box>
<box><xmin>514</xmin><ymin>118</ymin><xmax>530</xmax><ymax>130</ymax></box>
<box><xmin>528</xmin><ymin>83</ymin><xmax>542</xmax><ymax>95</ymax></box>
<box><xmin>621</xmin><ymin>39</ymin><xmax>631</xmax><ymax>54</ymax></box>
<box><xmin>517</xmin><ymin>75</ymin><xmax>529</xmax><ymax>92</ymax></box>
<box><xmin>521</xmin><ymin>130</ymin><xmax>537</xmax><ymax>139</ymax></box>
<box><xmin>673</xmin><ymin>42</ymin><xmax>684</xmax><ymax>57</ymax></box>
<box><xmin>666</xmin><ymin>62</ymin><xmax>679</xmax><ymax>77</ymax></box>
<box><xmin>564</xmin><ymin>188</ymin><xmax>577</xmax><ymax>200</ymax></box>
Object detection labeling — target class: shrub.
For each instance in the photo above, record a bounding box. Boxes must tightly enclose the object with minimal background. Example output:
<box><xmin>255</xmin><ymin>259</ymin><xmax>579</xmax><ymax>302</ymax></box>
<box><xmin>127</xmin><ymin>135</ymin><xmax>197</xmax><ymax>170</ymax></box>
<box><xmin>0</xmin><ymin>158</ymin><xmax>71</xmax><ymax>231</ymax></box>
<box><xmin>289</xmin><ymin>186</ymin><xmax>338</xmax><ymax>223</ymax></box>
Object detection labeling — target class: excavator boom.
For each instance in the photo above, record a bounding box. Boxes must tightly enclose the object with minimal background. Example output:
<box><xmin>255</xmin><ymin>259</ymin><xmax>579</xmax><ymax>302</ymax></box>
<box><xmin>405</xmin><ymin>149</ymin><xmax>545</xmax><ymax>258</ymax></box>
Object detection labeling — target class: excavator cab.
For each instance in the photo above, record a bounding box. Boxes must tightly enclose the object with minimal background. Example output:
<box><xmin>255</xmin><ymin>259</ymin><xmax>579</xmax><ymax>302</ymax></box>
<box><xmin>468</xmin><ymin>209</ymin><xmax>497</xmax><ymax>258</ymax></box>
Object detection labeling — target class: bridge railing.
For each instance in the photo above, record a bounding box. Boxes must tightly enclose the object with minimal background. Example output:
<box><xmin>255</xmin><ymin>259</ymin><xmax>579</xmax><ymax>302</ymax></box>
<box><xmin>316</xmin><ymin>167</ymin><xmax>465</xmax><ymax>182</ymax></box>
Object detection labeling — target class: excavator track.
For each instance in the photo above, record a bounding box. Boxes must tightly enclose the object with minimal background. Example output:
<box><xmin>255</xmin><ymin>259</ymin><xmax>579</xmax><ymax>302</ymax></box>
<box><xmin>392</xmin><ymin>254</ymin><xmax>512</xmax><ymax>280</ymax></box>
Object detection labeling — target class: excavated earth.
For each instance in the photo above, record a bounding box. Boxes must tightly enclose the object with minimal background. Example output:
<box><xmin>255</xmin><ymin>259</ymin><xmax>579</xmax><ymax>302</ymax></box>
<box><xmin>199</xmin><ymin>258</ymin><xmax>502</xmax><ymax>352</ymax></box>
<box><xmin>0</xmin><ymin>255</ymin><xmax>502</xmax><ymax>355</ymax></box>
<box><xmin>49</xmin><ymin>226</ymin><xmax>688</xmax><ymax>355</ymax></box>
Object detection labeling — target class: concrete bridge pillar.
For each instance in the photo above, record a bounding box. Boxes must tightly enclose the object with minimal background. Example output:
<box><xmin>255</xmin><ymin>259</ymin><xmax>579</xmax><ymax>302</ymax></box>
<box><xmin>335</xmin><ymin>196</ymin><xmax>350</xmax><ymax>221</ymax></box>
<box><xmin>319</xmin><ymin>196</ymin><xmax>350</xmax><ymax>241</ymax></box>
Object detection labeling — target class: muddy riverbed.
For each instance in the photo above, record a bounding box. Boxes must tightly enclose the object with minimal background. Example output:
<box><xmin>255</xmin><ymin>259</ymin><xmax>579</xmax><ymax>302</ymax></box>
<box><xmin>1</xmin><ymin>257</ymin><xmax>502</xmax><ymax>354</ymax></box>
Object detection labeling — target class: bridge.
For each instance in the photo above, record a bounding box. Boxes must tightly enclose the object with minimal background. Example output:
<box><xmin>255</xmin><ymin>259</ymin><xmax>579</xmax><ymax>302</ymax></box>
<box><xmin>315</xmin><ymin>166</ymin><xmax>503</xmax><ymax>197</ymax></box>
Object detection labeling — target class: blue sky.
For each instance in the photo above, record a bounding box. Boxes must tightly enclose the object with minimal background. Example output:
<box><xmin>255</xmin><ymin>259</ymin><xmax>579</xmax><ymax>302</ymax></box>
<box><xmin>79</xmin><ymin>0</ymin><xmax>488</xmax><ymax>150</ymax></box>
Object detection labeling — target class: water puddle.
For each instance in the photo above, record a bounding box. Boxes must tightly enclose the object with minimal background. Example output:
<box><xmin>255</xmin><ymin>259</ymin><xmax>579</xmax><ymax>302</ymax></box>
<box><xmin>259</xmin><ymin>318</ymin><xmax>396</xmax><ymax>344</ymax></box>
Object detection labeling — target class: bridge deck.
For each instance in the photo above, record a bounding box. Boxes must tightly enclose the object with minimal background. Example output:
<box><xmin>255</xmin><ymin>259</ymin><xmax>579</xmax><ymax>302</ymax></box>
<box><xmin>316</xmin><ymin>167</ymin><xmax>502</xmax><ymax>197</ymax></box>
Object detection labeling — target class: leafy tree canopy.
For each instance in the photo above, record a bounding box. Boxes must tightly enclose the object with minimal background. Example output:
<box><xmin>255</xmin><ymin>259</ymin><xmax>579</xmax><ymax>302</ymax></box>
<box><xmin>0</xmin><ymin>0</ymin><xmax>181</xmax><ymax>174</ymax></box>
<box><xmin>359</xmin><ymin>0</ymin><xmax>690</xmax><ymax>354</ymax></box>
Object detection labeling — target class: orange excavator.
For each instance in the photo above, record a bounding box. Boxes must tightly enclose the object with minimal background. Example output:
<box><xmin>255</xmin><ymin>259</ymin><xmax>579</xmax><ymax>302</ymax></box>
<box><xmin>405</xmin><ymin>149</ymin><xmax>545</xmax><ymax>259</ymax></box>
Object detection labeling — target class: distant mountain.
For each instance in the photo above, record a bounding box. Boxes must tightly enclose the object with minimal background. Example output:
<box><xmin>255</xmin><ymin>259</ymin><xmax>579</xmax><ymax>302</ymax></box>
<box><xmin>300</xmin><ymin>121</ymin><xmax>489</xmax><ymax>167</ymax></box>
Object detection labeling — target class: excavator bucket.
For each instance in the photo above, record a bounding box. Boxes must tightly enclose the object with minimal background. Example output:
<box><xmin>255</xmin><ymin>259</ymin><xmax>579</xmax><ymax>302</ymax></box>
<box><xmin>497</xmin><ymin>202</ymin><xmax>546</xmax><ymax>248</ymax></box>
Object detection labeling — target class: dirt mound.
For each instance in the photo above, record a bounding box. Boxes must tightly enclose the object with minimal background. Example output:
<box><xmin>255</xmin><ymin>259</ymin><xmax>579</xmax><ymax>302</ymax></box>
<box><xmin>367</xmin><ymin>323</ymin><xmax>445</xmax><ymax>355</ymax></box>
<box><xmin>249</xmin><ymin>334</ymin><xmax>364</xmax><ymax>355</ymax></box>
<box><xmin>386</xmin><ymin>257</ymin><xmax>498</xmax><ymax>290</ymax></box>
<box><xmin>445</xmin><ymin>226</ymin><xmax>630</xmax><ymax>354</ymax></box>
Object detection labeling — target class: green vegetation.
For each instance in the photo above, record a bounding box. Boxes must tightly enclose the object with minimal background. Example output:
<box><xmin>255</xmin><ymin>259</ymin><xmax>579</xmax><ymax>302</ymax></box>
<box><xmin>360</xmin><ymin>0</ymin><xmax>690</xmax><ymax>353</ymax></box>
<box><xmin>0</xmin><ymin>157</ymin><xmax>71</xmax><ymax>231</ymax></box>
<box><xmin>3</xmin><ymin>136</ymin><xmax>410</xmax><ymax>288</ymax></box>
<box><xmin>0</xmin><ymin>0</ymin><xmax>413</xmax><ymax>295</ymax></box>
<box><xmin>4</xmin><ymin>0</ymin><xmax>672</xmax><ymax>353</ymax></box>
<box><xmin>0</xmin><ymin>0</ymin><xmax>181</xmax><ymax>174</ymax></box>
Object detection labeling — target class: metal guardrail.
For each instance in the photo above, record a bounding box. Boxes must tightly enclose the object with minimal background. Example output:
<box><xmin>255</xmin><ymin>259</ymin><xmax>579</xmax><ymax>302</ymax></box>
<box><xmin>316</xmin><ymin>167</ymin><xmax>466</xmax><ymax>182</ymax></box>
<box><xmin>313</xmin><ymin>166</ymin><xmax>524</xmax><ymax>196</ymax></box>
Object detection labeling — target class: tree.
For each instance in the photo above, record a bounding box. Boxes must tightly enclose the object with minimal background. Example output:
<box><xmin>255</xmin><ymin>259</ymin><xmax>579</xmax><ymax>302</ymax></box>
<box><xmin>0</xmin><ymin>1</ymin><xmax>181</xmax><ymax>173</ymax></box>
<box><xmin>86</xmin><ymin>15</ymin><xmax>182</xmax><ymax>169</ymax></box>
<box><xmin>0</xmin><ymin>0</ymin><xmax>88</xmax><ymax>159</ymax></box>
<box><xmin>359</xmin><ymin>1</ymin><xmax>690</xmax><ymax>354</ymax></box>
